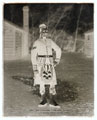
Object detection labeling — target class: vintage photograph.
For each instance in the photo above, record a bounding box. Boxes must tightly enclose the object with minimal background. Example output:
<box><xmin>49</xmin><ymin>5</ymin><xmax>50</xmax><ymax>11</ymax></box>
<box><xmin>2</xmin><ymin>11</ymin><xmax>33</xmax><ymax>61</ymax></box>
<box><xmin>3</xmin><ymin>3</ymin><xmax>94</xmax><ymax>116</ymax></box>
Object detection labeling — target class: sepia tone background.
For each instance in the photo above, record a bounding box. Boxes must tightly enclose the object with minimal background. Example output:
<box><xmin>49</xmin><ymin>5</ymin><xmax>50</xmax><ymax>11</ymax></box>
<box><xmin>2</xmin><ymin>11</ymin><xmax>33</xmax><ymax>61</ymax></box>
<box><xmin>3</xmin><ymin>3</ymin><xmax>94</xmax><ymax>116</ymax></box>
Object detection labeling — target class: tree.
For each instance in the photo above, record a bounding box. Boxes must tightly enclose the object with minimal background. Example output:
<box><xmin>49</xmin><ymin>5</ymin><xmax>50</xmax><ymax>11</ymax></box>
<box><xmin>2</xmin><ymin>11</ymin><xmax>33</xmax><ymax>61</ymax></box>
<box><xmin>72</xmin><ymin>5</ymin><xmax>83</xmax><ymax>52</ymax></box>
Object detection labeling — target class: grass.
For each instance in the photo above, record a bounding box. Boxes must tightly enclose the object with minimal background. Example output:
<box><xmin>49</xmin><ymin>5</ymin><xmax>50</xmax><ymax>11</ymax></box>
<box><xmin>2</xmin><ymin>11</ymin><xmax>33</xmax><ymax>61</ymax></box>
<box><xmin>4</xmin><ymin>52</ymin><xmax>94</xmax><ymax>116</ymax></box>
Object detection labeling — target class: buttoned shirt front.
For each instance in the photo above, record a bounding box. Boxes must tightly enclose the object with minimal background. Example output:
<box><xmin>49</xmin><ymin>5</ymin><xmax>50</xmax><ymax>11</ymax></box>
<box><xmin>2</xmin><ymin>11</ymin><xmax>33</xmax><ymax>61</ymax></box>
<box><xmin>31</xmin><ymin>38</ymin><xmax>61</xmax><ymax>66</ymax></box>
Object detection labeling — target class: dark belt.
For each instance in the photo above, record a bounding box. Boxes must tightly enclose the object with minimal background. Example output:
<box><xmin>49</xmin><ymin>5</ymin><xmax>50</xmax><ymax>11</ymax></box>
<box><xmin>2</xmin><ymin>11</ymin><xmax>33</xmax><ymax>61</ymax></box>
<box><xmin>38</xmin><ymin>55</ymin><xmax>53</xmax><ymax>57</ymax></box>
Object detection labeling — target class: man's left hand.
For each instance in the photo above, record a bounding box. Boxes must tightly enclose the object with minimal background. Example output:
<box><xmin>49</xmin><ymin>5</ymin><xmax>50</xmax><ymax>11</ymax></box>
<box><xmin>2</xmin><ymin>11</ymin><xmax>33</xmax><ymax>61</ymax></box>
<box><xmin>54</xmin><ymin>58</ymin><xmax>60</xmax><ymax>66</ymax></box>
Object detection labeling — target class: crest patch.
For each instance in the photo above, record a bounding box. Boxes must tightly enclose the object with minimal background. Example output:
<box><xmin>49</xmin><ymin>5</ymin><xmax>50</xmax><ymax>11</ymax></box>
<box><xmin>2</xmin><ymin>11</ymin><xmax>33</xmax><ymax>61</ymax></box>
<box><xmin>33</xmin><ymin>46</ymin><xmax>36</xmax><ymax>49</ymax></box>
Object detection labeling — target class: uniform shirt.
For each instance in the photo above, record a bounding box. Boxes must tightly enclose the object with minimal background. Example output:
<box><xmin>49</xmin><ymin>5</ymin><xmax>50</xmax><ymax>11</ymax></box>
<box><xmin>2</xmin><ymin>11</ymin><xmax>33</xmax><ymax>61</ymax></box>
<box><xmin>31</xmin><ymin>38</ymin><xmax>61</xmax><ymax>67</ymax></box>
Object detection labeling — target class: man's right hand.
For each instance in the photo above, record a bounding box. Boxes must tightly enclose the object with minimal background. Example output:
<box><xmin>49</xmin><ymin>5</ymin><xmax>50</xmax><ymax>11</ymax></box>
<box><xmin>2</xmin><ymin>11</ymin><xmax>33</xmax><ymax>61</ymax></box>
<box><xmin>34</xmin><ymin>70</ymin><xmax>39</xmax><ymax>74</ymax></box>
<box><xmin>33</xmin><ymin>65</ymin><xmax>38</xmax><ymax>74</ymax></box>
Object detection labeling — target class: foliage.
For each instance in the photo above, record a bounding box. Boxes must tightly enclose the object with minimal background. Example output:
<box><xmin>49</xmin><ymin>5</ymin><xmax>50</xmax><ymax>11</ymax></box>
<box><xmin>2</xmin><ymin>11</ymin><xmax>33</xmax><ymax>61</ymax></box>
<box><xmin>4</xmin><ymin>4</ymin><xmax>94</xmax><ymax>51</ymax></box>
<box><xmin>4</xmin><ymin>3</ymin><xmax>93</xmax><ymax>34</ymax></box>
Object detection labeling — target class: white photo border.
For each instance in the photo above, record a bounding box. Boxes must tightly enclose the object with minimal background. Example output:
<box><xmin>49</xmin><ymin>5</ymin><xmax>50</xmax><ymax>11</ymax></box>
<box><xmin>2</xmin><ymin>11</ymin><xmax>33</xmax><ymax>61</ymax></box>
<box><xmin>0</xmin><ymin>0</ymin><xmax>96</xmax><ymax>120</ymax></box>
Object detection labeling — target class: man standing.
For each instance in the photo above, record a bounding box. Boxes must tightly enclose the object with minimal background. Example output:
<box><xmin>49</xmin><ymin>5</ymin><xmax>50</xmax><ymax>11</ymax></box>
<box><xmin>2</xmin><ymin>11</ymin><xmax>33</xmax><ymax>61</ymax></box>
<box><xmin>31</xmin><ymin>24</ymin><xmax>61</xmax><ymax>108</ymax></box>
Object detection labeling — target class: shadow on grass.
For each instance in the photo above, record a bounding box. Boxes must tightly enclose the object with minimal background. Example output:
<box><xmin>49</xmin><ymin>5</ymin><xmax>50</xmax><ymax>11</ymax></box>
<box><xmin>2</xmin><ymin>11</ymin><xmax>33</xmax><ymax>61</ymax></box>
<box><xmin>56</xmin><ymin>79</ymin><xmax>78</xmax><ymax>103</ymax></box>
<box><xmin>12</xmin><ymin>76</ymin><xmax>78</xmax><ymax>103</ymax></box>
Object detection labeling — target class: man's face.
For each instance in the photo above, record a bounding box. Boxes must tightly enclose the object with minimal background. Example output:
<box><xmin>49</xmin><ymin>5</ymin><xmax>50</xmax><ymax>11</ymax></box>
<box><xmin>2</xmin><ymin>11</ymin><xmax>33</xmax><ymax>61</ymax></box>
<box><xmin>41</xmin><ymin>28</ymin><xmax>48</xmax><ymax>38</ymax></box>
<box><xmin>42</xmin><ymin>32</ymin><xmax>48</xmax><ymax>38</ymax></box>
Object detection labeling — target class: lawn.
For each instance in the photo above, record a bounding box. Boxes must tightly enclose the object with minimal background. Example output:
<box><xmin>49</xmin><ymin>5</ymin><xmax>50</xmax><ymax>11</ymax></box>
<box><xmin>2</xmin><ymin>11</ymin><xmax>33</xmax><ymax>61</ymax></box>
<box><xmin>4</xmin><ymin>52</ymin><xmax>94</xmax><ymax>116</ymax></box>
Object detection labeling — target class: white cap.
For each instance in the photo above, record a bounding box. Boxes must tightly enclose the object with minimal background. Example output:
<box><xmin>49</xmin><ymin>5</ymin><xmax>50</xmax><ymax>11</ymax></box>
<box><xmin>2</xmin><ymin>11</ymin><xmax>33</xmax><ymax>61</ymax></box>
<box><xmin>39</xmin><ymin>24</ymin><xmax>47</xmax><ymax>29</ymax></box>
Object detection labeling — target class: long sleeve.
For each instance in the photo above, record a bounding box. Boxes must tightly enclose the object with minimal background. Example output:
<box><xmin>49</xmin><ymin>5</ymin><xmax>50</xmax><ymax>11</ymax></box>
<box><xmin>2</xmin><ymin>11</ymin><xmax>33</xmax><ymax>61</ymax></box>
<box><xmin>31</xmin><ymin>42</ymin><xmax>38</xmax><ymax>68</ymax></box>
<box><xmin>51</xmin><ymin>40</ymin><xmax>62</xmax><ymax>60</ymax></box>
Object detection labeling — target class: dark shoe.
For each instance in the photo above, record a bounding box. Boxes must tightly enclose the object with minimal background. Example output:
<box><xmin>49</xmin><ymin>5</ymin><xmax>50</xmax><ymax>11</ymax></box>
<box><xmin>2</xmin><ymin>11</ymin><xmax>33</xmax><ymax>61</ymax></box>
<box><xmin>38</xmin><ymin>94</ymin><xmax>47</xmax><ymax>107</ymax></box>
<box><xmin>38</xmin><ymin>100</ymin><xmax>47</xmax><ymax>107</ymax></box>
<box><xmin>49</xmin><ymin>100</ymin><xmax>60</xmax><ymax>108</ymax></box>
<box><xmin>49</xmin><ymin>95</ymin><xmax>60</xmax><ymax>108</ymax></box>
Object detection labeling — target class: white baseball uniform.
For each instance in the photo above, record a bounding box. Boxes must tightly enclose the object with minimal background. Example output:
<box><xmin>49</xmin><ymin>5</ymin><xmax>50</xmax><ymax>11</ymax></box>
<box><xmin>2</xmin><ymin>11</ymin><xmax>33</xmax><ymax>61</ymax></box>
<box><xmin>31</xmin><ymin>38</ymin><xmax>61</xmax><ymax>95</ymax></box>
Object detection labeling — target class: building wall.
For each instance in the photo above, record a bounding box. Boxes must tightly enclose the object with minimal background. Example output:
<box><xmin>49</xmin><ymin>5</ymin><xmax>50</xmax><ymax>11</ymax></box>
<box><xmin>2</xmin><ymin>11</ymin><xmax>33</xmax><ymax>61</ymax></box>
<box><xmin>4</xmin><ymin>21</ymin><xmax>15</xmax><ymax>60</ymax></box>
<box><xmin>84</xmin><ymin>32</ymin><xmax>94</xmax><ymax>58</ymax></box>
<box><xmin>3</xmin><ymin>21</ymin><xmax>29</xmax><ymax>60</ymax></box>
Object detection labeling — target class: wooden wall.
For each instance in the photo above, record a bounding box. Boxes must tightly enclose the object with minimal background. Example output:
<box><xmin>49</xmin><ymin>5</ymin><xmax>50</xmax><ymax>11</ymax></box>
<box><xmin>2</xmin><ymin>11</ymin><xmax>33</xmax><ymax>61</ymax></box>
<box><xmin>3</xmin><ymin>21</ymin><xmax>29</xmax><ymax>60</ymax></box>
<box><xmin>4</xmin><ymin>21</ymin><xmax>15</xmax><ymax>60</ymax></box>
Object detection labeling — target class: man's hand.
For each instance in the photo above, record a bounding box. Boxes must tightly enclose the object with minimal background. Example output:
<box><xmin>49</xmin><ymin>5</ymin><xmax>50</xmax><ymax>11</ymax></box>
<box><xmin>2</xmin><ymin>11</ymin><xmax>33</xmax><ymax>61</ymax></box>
<box><xmin>34</xmin><ymin>70</ymin><xmax>39</xmax><ymax>74</ymax></box>
<box><xmin>33</xmin><ymin>65</ymin><xmax>38</xmax><ymax>74</ymax></box>
<box><xmin>54</xmin><ymin>58</ymin><xmax>60</xmax><ymax>66</ymax></box>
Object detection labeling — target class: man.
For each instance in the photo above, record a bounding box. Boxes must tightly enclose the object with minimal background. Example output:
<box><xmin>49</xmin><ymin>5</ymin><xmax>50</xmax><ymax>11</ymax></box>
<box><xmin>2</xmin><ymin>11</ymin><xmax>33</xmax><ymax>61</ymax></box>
<box><xmin>31</xmin><ymin>24</ymin><xmax>61</xmax><ymax>108</ymax></box>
